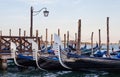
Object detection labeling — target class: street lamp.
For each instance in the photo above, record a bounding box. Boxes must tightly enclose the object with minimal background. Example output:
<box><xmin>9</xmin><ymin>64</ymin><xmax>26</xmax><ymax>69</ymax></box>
<box><xmin>30</xmin><ymin>6</ymin><xmax>49</xmax><ymax>37</ymax></box>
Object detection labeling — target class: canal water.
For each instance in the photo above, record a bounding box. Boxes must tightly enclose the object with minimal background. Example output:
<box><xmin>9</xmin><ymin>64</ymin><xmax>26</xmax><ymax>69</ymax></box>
<box><xmin>0</xmin><ymin>69</ymin><xmax>120</xmax><ymax>77</ymax></box>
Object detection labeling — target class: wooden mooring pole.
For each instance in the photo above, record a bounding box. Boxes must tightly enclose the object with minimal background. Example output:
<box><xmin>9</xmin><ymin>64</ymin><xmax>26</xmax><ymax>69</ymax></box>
<box><xmin>36</xmin><ymin>30</ymin><xmax>40</xmax><ymax>50</ymax></box>
<box><xmin>90</xmin><ymin>32</ymin><xmax>94</xmax><ymax>57</ymax></box>
<box><xmin>0</xmin><ymin>30</ymin><xmax>2</xmax><ymax>50</ymax></box>
<box><xmin>0</xmin><ymin>31</ymin><xmax>8</xmax><ymax>70</ymax></box>
<box><xmin>41</xmin><ymin>35</ymin><xmax>43</xmax><ymax>44</ymax></box>
<box><xmin>64</xmin><ymin>34</ymin><xmax>66</xmax><ymax>49</ymax></box>
<box><xmin>51</xmin><ymin>34</ymin><xmax>53</xmax><ymax>46</ymax></box>
<box><xmin>46</xmin><ymin>28</ymin><xmax>48</xmax><ymax>51</ymax></box>
<box><xmin>24</xmin><ymin>30</ymin><xmax>26</xmax><ymax>36</ymax></box>
<box><xmin>98</xmin><ymin>29</ymin><xmax>101</xmax><ymax>51</ymax></box>
<box><xmin>36</xmin><ymin>30</ymin><xmax>38</xmax><ymax>40</ymax></box>
<box><xmin>19</xmin><ymin>28</ymin><xmax>22</xmax><ymax>52</ymax></box>
<box><xmin>77</xmin><ymin>19</ymin><xmax>81</xmax><ymax>55</ymax></box>
<box><xmin>9</xmin><ymin>29</ymin><xmax>11</xmax><ymax>36</ymax></box>
<box><xmin>0</xmin><ymin>30</ymin><xmax>2</xmax><ymax>36</ymax></box>
<box><xmin>58</xmin><ymin>28</ymin><xmax>60</xmax><ymax>36</ymax></box>
<box><xmin>75</xmin><ymin>33</ymin><xmax>77</xmax><ymax>49</ymax></box>
<box><xmin>30</xmin><ymin>6</ymin><xmax>33</xmax><ymax>37</ymax></box>
<box><xmin>0</xmin><ymin>59</ymin><xmax>7</xmax><ymax>70</ymax></box>
<box><xmin>67</xmin><ymin>31</ymin><xmax>69</xmax><ymax>47</ymax></box>
<box><xmin>106</xmin><ymin>17</ymin><xmax>110</xmax><ymax>57</ymax></box>
<box><xmin>19</xmin><ymin>28</ymin><xmax>21</xmax><ymax>37</ymax></box>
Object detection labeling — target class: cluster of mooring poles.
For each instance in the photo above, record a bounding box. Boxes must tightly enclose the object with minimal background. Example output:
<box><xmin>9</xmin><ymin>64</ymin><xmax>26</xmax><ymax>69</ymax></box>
<box><xmin>0</xmin><ymin>6</ymin><xmax>111</xmax><ymax>71</ymax></box>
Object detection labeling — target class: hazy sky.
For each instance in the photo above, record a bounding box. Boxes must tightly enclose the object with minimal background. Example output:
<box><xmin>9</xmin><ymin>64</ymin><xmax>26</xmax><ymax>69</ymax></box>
<box><xmin>0</xmin><ymin>0</ymin><xmax>120</xmax><ymax>43</ymax></box>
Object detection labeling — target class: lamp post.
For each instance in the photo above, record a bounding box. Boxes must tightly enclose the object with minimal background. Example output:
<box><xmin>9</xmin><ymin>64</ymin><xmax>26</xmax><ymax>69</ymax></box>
<box><xmin>30</xmin><ymin>6</ymin><xmax>49</xmax><ymax>37</ymax></box>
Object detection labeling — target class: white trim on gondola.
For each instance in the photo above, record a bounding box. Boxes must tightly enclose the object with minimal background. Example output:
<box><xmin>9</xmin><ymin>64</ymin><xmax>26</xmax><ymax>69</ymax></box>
<box><xmin>11</xmin><ymin>42</ymin><xmax>25</xmax><ymax>67</ymax></box>
<box><xmin>53</xmin><ymin>33</ymin><xmax>71</xmax><ymax>69</ymax></box>
<box><xmin>29</xmin><ymin>39</ymin><xmax>47</xmax><ymax>71</ymax></box>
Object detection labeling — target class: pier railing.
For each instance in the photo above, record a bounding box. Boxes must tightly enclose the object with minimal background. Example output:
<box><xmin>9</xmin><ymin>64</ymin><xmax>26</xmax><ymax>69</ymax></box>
<box><xmin>0</xmin><ymin>36</ymin><xmax>41</xmax><ymax>53</ymax></box>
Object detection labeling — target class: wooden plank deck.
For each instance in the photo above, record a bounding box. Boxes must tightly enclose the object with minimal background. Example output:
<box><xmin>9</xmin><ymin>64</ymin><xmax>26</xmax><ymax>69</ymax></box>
<box><xmin>0</xmin><ymin>53</ymin><xmax>12</xmax><ymax>59</ymax></box>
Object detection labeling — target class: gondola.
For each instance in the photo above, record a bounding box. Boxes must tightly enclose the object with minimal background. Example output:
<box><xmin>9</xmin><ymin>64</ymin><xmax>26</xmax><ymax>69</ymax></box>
<box><xmin>54</xmin><ymin>33</ymin><xmax>120</xmax><ymax>72</ymax></box>
<box><xmin>67</xmin><ymin>43</ymin><xmax>99</xmax><ymax>55</ymax></box>
<box><xmin>59</xmin><ymin>48</ymin><xmax>120</xmax><ymax>72</ymax></box>
<box><xmin>11</xmin><ymin>34</ymin><xmax>120</xmax><ymax>72</ymax></box>
<box><xmin>10</xmin><ymin>41</ymin><xmax>46</xmax><ymax>71</ymax></box>
<box><xmin>40</xmin><ymin>34</ymin><xmax>120</xmax><ymax>72</ymax></box>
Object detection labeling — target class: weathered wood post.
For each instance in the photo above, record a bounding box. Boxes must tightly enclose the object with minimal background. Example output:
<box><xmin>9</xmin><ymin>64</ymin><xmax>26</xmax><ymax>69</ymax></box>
<box><xmin>45</xmin><ymin>28</ymin><xmax>48</xmax><ymax>51</ymax></box>
<box><xmin>0</xmin><ymin>31</ymin><xmax>8</xmax><ymax>70</ymax></box>
<box><xmin>9</xmin><ymin>29</ymin><xmax>11</xmax><ymax>36</ymax></box>
<box><xmin>19</xmin><ymin>28</ymin><xmax>21</xmax><ymax>37</ymax></box>
<box><xmin>0</xmin><ymin>30</ymin><xmax>2</xmax><ymax>50</ymax></box>
<box><xmin>64</xmin><ymin>34</ymin><xmax>66</xmax><ymax>49</ymax></box>
<box><xmin>38</xmin><ymin>37</ymin><xmax>41</xmax><ymax>50</ymax></box>
<box><xmin>0</xmin><ymin>30</ymin><xmax>2</xmax><ymax>52</ymax></box>
<box><xmin>24</xmin><ymin>30</ymin><xmax>26</xmax><ymax>37</ymax></box>
<box><xmin>9</xmin><ymin>29</ymin><xmax>11</xmax><ymax>45</ymax></box>
<box><xmin>23</xmin><ymin>30</ymin><xmax>26</xmax><ymax>51</ymax></box>
<box><xmin>58</xmin><ymin>28</ymin><xmax>60</xmax><ymax>36</ymax></box>
<box><xmin>75</xmin><ymin>33</ymin><xmax>77</xmax><ymax>49</ymax></box>
<box><xmin>76</xmin><ymin>19</ymin><xmax>81</xmax><ymax>55</ymax></box>
<box><xmin>36</xmin><ymin>30</ymin><xmax>39</xmax><ymax>49</ymax></box>
<box><xmin>67</xmin><ymin>31</ymin><xmax>69</xmax><ymax>47</ymax></box>
<box><xmin>0</xmin><ymin>30</ymin><xmax>8</xmax><ymax>70</ymax></box>
<box><xmin>90</xmin><ymin>32</ymin><xmax>94</xmax><ymax>57</ymax></box>
<box><xmin>19</xmin><ymin>28</ymin><xmax>22</xmax><ymax>52</ymax></box>
<box><xmin>30</xmin><ymin>6</ymin><xmax>33</xmax><ymax>37</ymax></box>
<box><xmin>0</xmin><ymin>30</ymin><xmax>2</xmax><ymax>36</ymax></box>
<box><xmin>1</xmin><ymin>59</ymin><xmax>7</xmax><ymax>70</ymax></box>
<box><xmin>36</xmin><ymin>30</ymin><xmax>38</xmax><ymax>40</ymax></box>
<box><xmin>51</xmin><ymin>34</ymin><xmax>53</xmax><ymax>47</ymax></box>
<box><xmin>106</xmin><ymin>17</ymin><xmax>110</xmax><ymax>57</ymax></box>
<box><xmin>98</xmin><ymin>29</ymin><xmax>101</xmax><ymax>51</ymax></box>
<box><xmin>41</xmin><ymin>35</ymin><xmax>43</xmax><ymax>45</ymax></box>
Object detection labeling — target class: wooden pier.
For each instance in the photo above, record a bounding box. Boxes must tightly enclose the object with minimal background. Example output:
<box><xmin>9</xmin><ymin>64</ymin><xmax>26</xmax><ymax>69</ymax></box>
<box><xmin>0</xmin><ymin>35</ymin><xmax>42</xmax><ymax>70</ymax></box>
